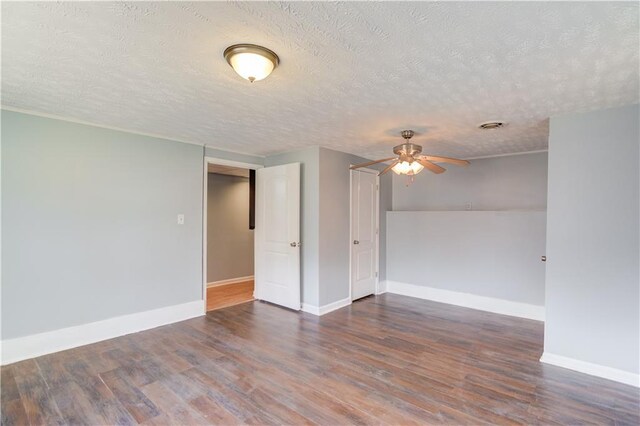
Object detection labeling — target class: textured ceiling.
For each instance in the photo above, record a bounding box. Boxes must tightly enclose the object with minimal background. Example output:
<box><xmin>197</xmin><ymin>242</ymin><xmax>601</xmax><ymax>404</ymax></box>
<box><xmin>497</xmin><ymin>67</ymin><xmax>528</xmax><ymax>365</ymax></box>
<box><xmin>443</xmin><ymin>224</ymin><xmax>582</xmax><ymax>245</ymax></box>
<box><xmin>2</xmin><ymin>2</ymin><xmax>638</xmax><ymax>159</ymax></box>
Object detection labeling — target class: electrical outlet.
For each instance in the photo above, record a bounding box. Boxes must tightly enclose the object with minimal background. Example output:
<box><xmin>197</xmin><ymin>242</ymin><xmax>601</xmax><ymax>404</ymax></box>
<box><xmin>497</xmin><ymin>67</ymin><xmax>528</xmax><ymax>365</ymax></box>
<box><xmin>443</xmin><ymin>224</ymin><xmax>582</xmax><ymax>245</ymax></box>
<box><xmin>177</xmin><ymin>214</ymin><xmax>185</xmax><ymax>225</ymax></box>
<box><xmin>465</xmin><ymin>202</ymin><xmax>473</xmax><ymax>211</ymax></box>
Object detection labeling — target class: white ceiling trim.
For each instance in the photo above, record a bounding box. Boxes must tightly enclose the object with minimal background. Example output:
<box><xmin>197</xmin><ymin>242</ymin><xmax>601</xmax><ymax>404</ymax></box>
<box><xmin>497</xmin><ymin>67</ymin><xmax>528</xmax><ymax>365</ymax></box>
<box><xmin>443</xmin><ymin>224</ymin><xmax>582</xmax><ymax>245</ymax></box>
<box><xmin>464</xmin><ymin>149</ymin><xmax>549</xmax><ymax>161</ymax></box>
<box><xmin>1</xmin><ymin>105</ymin><xmax>267</xmax><ymax>159</ymax></box>
<box><xmin>1</xmin><ymin>105</ymin><xmax>205</xmax><ymax>147</ymax></box>
<box><xmin>204</xmin><ymin>156</ymin><xmax>263</xmax><ymax>169</ymax></box>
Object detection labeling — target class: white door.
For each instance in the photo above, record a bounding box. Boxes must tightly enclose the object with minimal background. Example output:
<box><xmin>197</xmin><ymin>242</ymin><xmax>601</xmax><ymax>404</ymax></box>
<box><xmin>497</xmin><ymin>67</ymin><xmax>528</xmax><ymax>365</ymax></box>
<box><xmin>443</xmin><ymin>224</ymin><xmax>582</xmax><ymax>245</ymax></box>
<box><xmin>351</xmin><ymin>169</ymin><xmax>378</xmax><ymax>300</ymax></box>
<box><xmin>255</xmin><ymin>163</ymin><xmax>301</xmax><ymax>310</ymax></box>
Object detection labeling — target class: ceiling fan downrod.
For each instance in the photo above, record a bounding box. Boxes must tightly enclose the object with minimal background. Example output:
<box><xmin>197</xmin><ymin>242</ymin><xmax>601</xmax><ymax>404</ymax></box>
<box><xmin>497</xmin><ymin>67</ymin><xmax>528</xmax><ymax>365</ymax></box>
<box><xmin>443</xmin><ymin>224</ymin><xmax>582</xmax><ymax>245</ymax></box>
<box><xmin>394</xmin><ymin>130</ymin><xmax>422</xmax><ymax>159</ymax></box>
<box><xmin>400</xmin><ymin>130</ymin><xmax>414</xmax><ymax>140</ymax></box>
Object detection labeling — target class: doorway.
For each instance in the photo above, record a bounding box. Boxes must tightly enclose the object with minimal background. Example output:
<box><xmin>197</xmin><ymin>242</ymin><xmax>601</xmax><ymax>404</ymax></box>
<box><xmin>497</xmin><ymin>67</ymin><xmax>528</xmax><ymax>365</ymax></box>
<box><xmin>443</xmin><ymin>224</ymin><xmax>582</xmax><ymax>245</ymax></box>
<box><xmin>203</xmin><ymin>158</ymin><xmax>262</xmax><ymax>312</ymax></box>
<box><xmin>350</xmin><ymin>168</ymin><xmax>380</xmax><ymax>301</ymax></box>
<box><xmin>203</xmin><ymin>158</ymin><xmax>301</xmax><ymax>313</ymax></box>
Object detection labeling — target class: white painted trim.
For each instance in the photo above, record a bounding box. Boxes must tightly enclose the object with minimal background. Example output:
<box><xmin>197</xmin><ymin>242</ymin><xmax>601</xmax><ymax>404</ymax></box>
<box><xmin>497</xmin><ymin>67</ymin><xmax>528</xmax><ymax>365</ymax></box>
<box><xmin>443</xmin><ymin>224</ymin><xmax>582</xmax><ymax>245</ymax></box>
<box><xmin>1</xmin><ymin>106</ymin><xmax>266</xmax><ymax>159</ymax></box>
<box><xmin>463</xmin><ymin>149</ymin><xmax>548</xmax><ymax>161</ymax></box>
<box><xmin>207</xmin><ymin>275</ymin><xmax>254</xmax><ymax>288</ymax></box>
<box><xmin>320</xmin><ymin>297</ymin><xmax>352</xmax><ymax>315</ymax></box>
<box><xmin>202</xmin><ymin>155</ymin><xmax>209</xmax><ymax>312</ymax></box>
<box><xmin>301</xmin><ymin>304</ymin><xmax>321</xmax><ymax>315</ymax></box>
<box><xmin>1</xmin><ymin>300</ymin><xmax>203</xmax><ymax>366</ymax></box>
<box><xmin>202</xmin><ymin>157</ymin><xmax>262</xmax><ymax>314</ymax></box>
<box><xmin>374</xmin><ymin>174</ymin><xmax>380</xmax><ymax>295</ymax></box>
<box><xmin>540</xmin><ymin>352</ymin><xmax>640</xmax><ymax>388</ymax></box>
<box><xmin>202</xmin><ymin>147</ymin><xmax>266</xmax><ymax>161</ymax></box>
<box><xmin>386</xmin><ymin>281</ymin><xmax>545</xmax><ymax>321</ymax></box>
<box><xmin>353</xmin><ymin>167</ymin><xmax>379</xmax><ymax>175</ymax></box>
<box><xmin>1</xmin><ymin>106</ymin><xmax>205</xmax><ymax>147</ymax></box>
<box><xmin>302</xmin><ymin>297</ymin><xmax>352</xmax><ymax>316</ymax></box>
<box><xmin>204</xmin><ymin>157</ymin><xmax>264</xmax><ymax>170</ymax></box>
<box><xmin>349</xmin><ymin>168</ymin><xmax>380</xmax><ymax>300</ymax></box>
<box><xmin>376</xmin><ymin>280</ymin><xmax>388</xmax><ymax>295</ymax></box>
<box><xmin>2</xmin><ymin>107</ymin><xmax>545</xmax><ymax>163</ymax></box>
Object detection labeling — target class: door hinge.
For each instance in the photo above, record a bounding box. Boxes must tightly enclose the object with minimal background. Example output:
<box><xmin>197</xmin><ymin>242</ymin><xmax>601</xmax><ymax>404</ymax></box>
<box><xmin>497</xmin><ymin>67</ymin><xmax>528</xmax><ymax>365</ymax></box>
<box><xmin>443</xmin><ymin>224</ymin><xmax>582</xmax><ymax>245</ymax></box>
<box><xmin>375</xmin><ymin>272</ymin><xmax>378</xmax><ymax>278</ymax></box>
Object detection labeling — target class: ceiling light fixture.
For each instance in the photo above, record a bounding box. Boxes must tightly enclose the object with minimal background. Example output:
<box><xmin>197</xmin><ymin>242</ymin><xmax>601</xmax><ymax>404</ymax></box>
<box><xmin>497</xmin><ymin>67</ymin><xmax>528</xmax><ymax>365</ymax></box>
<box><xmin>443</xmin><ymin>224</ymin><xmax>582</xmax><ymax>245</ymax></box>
<box><xmin>392</xmin><ymin>160</ymin><xmax>424</xmax><ymax>175</ymax></box>
<box><xmin>350</xmin><ymin>130</ymin><xmax>470</xmax><ymax>180</ymax></box>
<box><xmin>224</xmin><ymin>44</ymin><xmax>279</xmax><ymax>83</ymax></box>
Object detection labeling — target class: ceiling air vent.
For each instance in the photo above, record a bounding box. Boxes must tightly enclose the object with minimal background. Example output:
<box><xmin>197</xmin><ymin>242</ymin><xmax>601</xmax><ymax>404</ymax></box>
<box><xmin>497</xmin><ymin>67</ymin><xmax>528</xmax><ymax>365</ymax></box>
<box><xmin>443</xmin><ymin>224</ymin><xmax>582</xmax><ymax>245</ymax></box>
<box><xmin>478</xmin><ymin>121</ymin><xmax>506</xmax><ymax>130</ymax></box>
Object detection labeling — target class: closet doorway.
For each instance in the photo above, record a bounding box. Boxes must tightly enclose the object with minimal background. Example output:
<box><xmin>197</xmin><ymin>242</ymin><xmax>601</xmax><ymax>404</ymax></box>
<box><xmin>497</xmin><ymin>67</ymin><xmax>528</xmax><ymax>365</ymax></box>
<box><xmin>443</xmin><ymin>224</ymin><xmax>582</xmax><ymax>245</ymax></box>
<box><xmin>204</xmin><ymin>158</ymin><xmax>262</xmax><ymax>312</ymax></box>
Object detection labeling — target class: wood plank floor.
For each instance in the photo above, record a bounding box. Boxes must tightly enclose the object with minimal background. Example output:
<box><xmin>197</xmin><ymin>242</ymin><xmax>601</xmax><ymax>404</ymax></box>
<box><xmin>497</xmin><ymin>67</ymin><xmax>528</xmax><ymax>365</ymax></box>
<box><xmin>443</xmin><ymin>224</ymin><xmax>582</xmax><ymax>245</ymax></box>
<box><xmin>2</xmin><ymin>294</ymin><xmax>638</xmax><ymax>425</ymax></box>
<box><xmin>206</xmin><ymin>280</ymin><xmax>254</xmax><ymax>312</ymax></box>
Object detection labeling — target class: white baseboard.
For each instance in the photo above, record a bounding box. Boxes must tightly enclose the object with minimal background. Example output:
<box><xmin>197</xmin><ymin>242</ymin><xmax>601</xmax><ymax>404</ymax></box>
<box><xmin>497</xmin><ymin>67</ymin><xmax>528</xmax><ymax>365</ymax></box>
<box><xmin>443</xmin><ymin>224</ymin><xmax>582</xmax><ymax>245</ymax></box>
<box><xmin>1</xmin><ymin>300</ymin><xmax>204</xmax><ymax>366</ymax></box>
<box><xmin>541</xmin><ymin>352</ymin><xmax>639</xmax><ymax>387</ymax></box>
<box><xmin>301</xmin><ymin>304</ymin><xmax>321</xmax><ymax>315</ymax></box>
<box><xmin>207</xmin><ymin>275</ymin><xmax>254</xmax><ymax>288</ymax></box>
<box><xmin>376</xmin><ymin>280</ymin><xmax>388</xmax><ymax>295</ymax></box>
<box><xmin>385</xmin><ymin>281</ymin><xmax>545</xmax><ymax>321</ymax></box>
<box><xmin>302</xmin><ymin>297</ymin><xmax>352</xmax><ymax>316</ymax></box>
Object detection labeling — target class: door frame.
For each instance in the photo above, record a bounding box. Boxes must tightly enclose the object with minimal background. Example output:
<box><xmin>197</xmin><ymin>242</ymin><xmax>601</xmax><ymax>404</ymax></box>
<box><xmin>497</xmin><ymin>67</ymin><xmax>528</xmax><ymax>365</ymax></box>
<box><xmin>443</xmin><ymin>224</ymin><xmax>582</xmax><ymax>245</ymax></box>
<box><xmin>202</xmin><ymin>156</ymin><xmax>263</xmax><ymax>314</ymax></box>
<box><xmin>348</xmin><ymin>167</ymin><xmax>380</xmax><ymax>301</ymax></box>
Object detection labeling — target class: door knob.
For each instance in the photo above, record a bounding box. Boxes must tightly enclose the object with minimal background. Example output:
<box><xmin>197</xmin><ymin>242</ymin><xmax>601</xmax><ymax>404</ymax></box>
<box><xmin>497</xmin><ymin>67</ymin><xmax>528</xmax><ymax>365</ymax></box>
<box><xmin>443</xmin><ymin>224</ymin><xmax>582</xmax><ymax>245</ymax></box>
<box><xmin>290</xmin><ymin>242</ymin><xmax>301</xmax><ymax>247</ymax></box>
<box><xmin>541</xmin><ymin>256</ymin><xmax>547</xmax><ymax>262</ymax></box>
<box><xmin>353</xmin><ymin>240</ymin><xmax>360</xmax><ymax>245</ymax></box>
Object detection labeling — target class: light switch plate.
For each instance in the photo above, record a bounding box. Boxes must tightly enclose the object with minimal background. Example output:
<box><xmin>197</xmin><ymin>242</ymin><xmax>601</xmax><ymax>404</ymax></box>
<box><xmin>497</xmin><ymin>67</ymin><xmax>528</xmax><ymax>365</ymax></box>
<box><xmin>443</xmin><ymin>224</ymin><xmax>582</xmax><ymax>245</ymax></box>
<box><xmin>177</xmin><ymin>214</ymin><xmax>185</xmax><ymax>225</ymax></box>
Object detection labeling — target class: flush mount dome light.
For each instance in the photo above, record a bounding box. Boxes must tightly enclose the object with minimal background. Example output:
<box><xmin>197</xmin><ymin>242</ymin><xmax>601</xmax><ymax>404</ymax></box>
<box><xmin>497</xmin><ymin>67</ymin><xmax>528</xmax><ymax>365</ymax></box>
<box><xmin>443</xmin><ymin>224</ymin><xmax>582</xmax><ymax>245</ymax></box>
<box><xmin>478</xmin><ymin>121</ymin><xmax>507</xmax><ymax>129</ymax></box>
<box><xmin>224</xmin><ymin>44</ymin><xmax>279</xmax><ymax>82</ymax></box>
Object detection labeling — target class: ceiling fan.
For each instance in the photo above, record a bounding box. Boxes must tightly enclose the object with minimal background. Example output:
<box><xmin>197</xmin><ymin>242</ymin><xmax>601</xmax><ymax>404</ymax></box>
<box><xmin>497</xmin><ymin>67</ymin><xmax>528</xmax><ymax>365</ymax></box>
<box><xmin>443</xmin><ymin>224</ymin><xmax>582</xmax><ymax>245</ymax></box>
<box><xmin>350</xmin><ymin>130</ymin><xmax>470</xmax><ymax>176</ymax></box>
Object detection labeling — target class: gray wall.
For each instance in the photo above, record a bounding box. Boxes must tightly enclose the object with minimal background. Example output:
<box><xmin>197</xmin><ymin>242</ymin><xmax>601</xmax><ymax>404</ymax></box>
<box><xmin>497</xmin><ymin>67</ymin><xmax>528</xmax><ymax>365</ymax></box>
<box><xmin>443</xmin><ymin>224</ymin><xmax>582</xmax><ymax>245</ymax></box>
<box><xmin>378</xmin><ymin>166</ymin><xmax>393</xmax><ymax>283</ymax></box>
<box><xmin>387</xmin><ymin>151</ymin><xmax>548</xmax><ymax>306</ymax></box>
<box><xmin>2</xmin><ymin>110</ymin><xmax>204</xmax><ymax>339</ymax></box>
<box><xmin>545</xmin><ymin>104</ymin><xmax>639</xmax><ymax>374</ymax></box>
<box><xmin>393</xmin><ymin>152</ymin><xmax>548</xmax><ymax>211</ymax></box>
<box><xmin>2</xmin><ymin>110</ymin><xmax>394</xmax><ymax>338</ymax></box>
<box><xmin>207</xmin><ymin>173</ymin><xmax>254</xmax><ymax>282</ymax></box>
<box><xmin>318</xmin><ymin>148</ymin><xmax>349</xmax><ymax>305</ymax></box>
<box><xmin>265</xmin><ymin>147</ymin><xmax>321</xmax><ymax>306</ymax></box>
<box><xmin>265</xmin><ymin>146</ymin><xmax>393</xmax><ymax>308</ymax></box>
<box><xmin>318</xmin><ymin>148</ymin><xmax>392</xmax><ymax>306</ymax></box>
<box><xmin>387</xmin><ymin>211</ymin><xmax>547</xmax><ymax>305</ymax></box>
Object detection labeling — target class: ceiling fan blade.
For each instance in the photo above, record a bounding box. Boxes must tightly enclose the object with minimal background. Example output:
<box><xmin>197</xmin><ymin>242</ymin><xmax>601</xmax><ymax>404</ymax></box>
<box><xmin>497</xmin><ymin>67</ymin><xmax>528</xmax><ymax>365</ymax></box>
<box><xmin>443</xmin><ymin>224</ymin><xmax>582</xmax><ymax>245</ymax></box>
<box><xmin>349</xmin><ymin>157</ymin><xmax>397</xmax><ymax>170</ymax></box>
<box><xmin>378</xmin><ymin>160</ymin><xmax>399</xmax><ymax>176</ymax></box>
<box><xmin>417</xmin><ymin>158</ymin><xmax>446</xmax><ymax>174</ymax></box>
<box><xmin>422</xmin><ymin>155</ymin><xmax>470</xmax><ymax>167</ymax></box>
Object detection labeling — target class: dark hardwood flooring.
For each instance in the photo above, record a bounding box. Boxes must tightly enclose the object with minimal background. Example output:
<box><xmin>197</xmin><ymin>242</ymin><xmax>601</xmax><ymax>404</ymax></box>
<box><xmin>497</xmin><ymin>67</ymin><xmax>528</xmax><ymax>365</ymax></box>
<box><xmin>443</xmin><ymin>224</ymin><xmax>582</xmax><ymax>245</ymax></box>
<box><xmin>2</xmin><ymin>294</ymin><xmax>638</xmax><ymax>425</ymax></box>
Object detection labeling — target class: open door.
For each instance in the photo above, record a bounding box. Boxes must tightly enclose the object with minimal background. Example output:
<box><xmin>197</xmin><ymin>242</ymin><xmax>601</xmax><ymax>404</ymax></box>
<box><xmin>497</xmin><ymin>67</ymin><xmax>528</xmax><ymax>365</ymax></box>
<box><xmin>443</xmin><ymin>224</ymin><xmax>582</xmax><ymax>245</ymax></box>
<box><xmin>254</xmin><ymin>163</ymin><xmax>301</xmax><ymax>310</ymax></box>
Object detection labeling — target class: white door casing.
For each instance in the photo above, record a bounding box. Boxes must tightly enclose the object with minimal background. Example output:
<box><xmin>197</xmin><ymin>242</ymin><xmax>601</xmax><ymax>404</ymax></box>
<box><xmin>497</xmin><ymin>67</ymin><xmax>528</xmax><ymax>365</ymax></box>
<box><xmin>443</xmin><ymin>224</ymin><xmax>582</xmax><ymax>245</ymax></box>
<box><xmin>255</xmin><ymin>163</ymin><xmax>301</xmax><ymax>310</ymax></box>
<box><xmin>351</xmin><ymin>169</ymin><xmax>379</xmax><ymax>300</ymax></box>
<box><xmin>202</xmin><ymin>156</ymin><xmax>263</xmax><ymax>314</ymax></box>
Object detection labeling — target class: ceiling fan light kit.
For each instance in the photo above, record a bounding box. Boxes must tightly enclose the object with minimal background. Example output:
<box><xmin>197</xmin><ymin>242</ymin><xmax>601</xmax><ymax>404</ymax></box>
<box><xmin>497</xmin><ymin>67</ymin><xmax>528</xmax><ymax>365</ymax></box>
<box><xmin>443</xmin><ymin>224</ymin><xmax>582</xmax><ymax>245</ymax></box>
<box><xmin>350</xmin><ymin>130</ymin><xmax>470</xmax><ymax>181</ymax></box>
<box><xmin>392</xmin><ymin>161</ymin><xmax>424</xmax><ymax>175</ymax></box>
